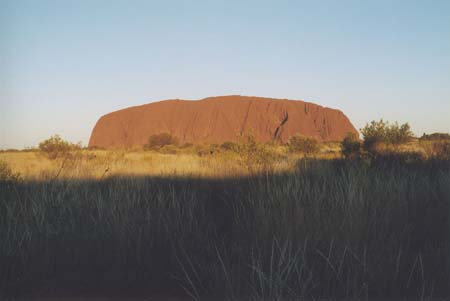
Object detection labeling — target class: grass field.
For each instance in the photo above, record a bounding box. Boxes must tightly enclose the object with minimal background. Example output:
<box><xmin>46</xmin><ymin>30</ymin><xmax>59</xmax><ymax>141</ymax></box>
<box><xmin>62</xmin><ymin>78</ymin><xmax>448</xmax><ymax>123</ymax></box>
<box><xmin>0</xmin><ymin>141</ymin><xmax>342</xmax><ymax>180</ymax></box>
<box><xmin>0</xmin><ymin>143</ymin><xmax>449</xmax><ymax>300</ymax></box>
<box><xmin>0</xmin><ymin>149</ymin><xmax>291</xmax><ymax>180</ymax></box>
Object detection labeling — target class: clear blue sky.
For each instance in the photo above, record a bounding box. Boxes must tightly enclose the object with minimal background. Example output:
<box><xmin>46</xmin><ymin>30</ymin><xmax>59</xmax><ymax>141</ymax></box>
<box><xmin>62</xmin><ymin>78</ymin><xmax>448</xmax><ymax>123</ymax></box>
<box><xmin>1</xmin><ymin>0</ymin><xmax>449</xmax><ymax>149</ymax></box>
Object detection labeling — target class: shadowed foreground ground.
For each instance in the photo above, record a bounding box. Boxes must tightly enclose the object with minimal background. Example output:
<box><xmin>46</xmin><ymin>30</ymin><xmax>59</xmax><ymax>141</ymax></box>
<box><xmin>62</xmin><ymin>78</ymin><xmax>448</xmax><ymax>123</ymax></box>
<box><xmin>1</xmin><ymin>159</ymin><xmax>449</xmax><ymax>300</ymax></box>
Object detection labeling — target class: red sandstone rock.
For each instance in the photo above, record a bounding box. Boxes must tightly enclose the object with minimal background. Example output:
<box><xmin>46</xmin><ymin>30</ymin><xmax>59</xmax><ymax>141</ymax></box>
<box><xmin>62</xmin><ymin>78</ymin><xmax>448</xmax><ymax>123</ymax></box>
<box><xmin>88</xmin><ymin>95</ymin><xmax>358</xmax><ymax>148</ymax></box>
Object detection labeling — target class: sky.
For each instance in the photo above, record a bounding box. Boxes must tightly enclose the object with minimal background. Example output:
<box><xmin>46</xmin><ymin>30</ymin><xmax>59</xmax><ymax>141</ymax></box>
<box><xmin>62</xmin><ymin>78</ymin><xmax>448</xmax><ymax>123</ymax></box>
<box><xmin>1</xmin><ymin>0</ymin><xmax>449</xmax><ymax>149</ymax></box>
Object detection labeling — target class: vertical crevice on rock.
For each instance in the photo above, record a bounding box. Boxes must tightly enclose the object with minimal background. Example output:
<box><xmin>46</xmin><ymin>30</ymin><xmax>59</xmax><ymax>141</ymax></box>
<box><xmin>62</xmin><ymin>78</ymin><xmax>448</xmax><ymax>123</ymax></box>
<box><xmin>273</xmin><ymin>111</ymin><xmax>289</xmax><ymax>142</ymax></box>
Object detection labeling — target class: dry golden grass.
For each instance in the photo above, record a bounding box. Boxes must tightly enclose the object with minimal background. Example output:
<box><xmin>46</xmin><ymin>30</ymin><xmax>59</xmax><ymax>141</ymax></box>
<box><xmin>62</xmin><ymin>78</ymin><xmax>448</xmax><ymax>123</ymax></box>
<box><xmin>2</xmin><ymin>139</ymin><xmax>442</xmax><ymax>181</ymax></box>
<box><xmin>0</xmin><ymin>149</ymin><xmax>297</xmax><ymax>180</ymax></box>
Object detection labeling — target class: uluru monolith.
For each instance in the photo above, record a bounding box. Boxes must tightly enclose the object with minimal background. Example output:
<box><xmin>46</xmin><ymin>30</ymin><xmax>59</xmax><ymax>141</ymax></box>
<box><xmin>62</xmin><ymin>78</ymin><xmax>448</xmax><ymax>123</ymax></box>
<box><xmin>88</xmin><ymin>95</ymin><xmax>358</xmax><ymax>148</ymax></box>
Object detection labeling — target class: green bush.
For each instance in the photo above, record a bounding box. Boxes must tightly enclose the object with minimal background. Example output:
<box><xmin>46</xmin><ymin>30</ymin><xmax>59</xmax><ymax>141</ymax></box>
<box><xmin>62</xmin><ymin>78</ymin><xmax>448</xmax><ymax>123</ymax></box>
<box><xmin>361</xmin><ymin>120</ymin><xmax>413</xmax><ymax>154</ymax></box>
<box><xmin>38</xmin><ymin>135</ymin><xmax>80</xmax><ymax>160</ymax></box>
<box><xmin>341</xmin><ymin>132</ymin><xmax>361</xmax><ymax>159</ymax></box>
<box><xmin>386</xmin><ymin>122</ymin><xmax>414</xmax><ymax>144</ymax></box>
<box><xmin>288</xmin><ymin>135</ymin><xmax>320</xmax><ymax>155</ymax></box>
<box><xmin>144</xmin><ymin>133</ymin><xmax>179</xmax><ymax>150</ymax></box>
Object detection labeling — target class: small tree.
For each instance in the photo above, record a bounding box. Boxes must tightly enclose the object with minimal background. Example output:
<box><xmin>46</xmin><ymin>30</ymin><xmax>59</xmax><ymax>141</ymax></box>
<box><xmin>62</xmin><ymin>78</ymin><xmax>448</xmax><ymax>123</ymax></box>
<box><xmin>361</xmin><ymin>120</ymin><xmax>414</xmax><ymax>154</ymax></box>
<box><xmin>288</xmin><ymin>135</ymin><xmax>320</xmax><ymax>155</ymax></box>
<box><xmin>144</xmin><ymin>133</ymin><xmax>178</xmax><ymax>150</ymax></box>
<box><xmin>360</xmin><ymin>120</ymin><xmax>388</xmax><ymax>152</ymax></box>
<box><xmin>386</xmin><ymin>122</ymin><xmax>414</xmax><ymax>145</ymax></box>
<box><xmin>38</xmin><ymin>135</ymin><xmax>79</xmax><ymax>160</ymax></box>
<box><xmin>341</xmin><ymin>132</ymin><xmax>361</xmax><ymax>159</ymax></box>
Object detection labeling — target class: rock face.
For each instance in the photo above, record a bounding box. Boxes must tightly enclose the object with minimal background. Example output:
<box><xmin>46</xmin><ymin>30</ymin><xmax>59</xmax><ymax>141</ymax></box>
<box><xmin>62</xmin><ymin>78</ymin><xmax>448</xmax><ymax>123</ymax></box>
<box><xmin>88</xmin><ymin>95</ymin><xmax>358</xmax><ymax>148</ymax></box>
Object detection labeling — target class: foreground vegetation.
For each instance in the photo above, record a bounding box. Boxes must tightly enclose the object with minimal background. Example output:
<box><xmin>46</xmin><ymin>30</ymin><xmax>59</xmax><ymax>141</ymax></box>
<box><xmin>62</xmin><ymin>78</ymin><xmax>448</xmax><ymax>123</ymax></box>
<box><xmin>1</xmin><ymin>122</ymin><xmax>450</xmax><ymax>299</ymax></box>
<box><xmin>1</xmin><ymin>158</ymin><xmax>449</xmax><ymax>299</ymax></box>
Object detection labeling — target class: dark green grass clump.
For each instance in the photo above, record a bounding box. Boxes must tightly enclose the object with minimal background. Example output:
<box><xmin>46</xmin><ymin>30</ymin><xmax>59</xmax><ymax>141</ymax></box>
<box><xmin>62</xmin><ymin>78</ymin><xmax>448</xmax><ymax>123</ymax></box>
<box><xmin>1</xmin><ymin>159</ymin><xmax>449</xmax><ymax>299</ymax></box>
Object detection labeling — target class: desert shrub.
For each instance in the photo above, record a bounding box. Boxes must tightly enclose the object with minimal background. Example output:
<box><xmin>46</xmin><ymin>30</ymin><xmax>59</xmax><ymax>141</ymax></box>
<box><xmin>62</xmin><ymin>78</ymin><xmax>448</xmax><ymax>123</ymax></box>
<box><xmin>238</xmin><ymin>134</ymin><xmax>278</xmax><ymax>171</ymax></box>
<box><xmin>195</xmin><ymin>144</ymin><xmax>209</xmax><ymax>156</ymax></box>
<box><xmin>387</xmin><ymin>122</ymin><xmax>414</xmax><ymax>144</ymax></box>
<box><xmin>341</xmin><ymin>132</ymin><xmax>361</xmax><ymax>159</ymax></box>
<box><xmin>420</xmin><ymin>132</ymin><xmax>450</xmax><ymax>141</ymax></box>
<box><xmin>159</xmin><ymin>145</ymin><xmax>179</xmax><ymax>155</ymax></box>
<box><xmin>174</xmin><ymin>143</ymin><xmax>195</xmax><ymax>154</ymax></box>
<box><xmin>38</xmin><ymin>134</ymin><xmax>80</xmax><ymax>160</ymax></box>
<box><xmin>196</xmin><ymin>144</ymin><xmax>220</xmax><ymax>156</ymax></box>
<box><xmin>361</xmin><ymin>120</ymin><xmax>414</xmax><ymax>154</ymax></box>
<box><xmin>288</xmin><ymin>135</ymin><xmax>320</xmax><ymax>155</ymax></box>
<box><xmin>432</xmin><ymin>141</ymin><xmax>450</xmax><ymax>161</ymax></box>
<box><xmin>361</xmin><ymin>120</ymin><xmax>387</xmax><ymax>152</ymax></box>
<box><xmin>220</xmin><ymin>141</ymin><xmax>239</xmax><ymax>152</ymax></box>
<box><xmin>0</xmin><ymin>160</ymin><xmax>21</xmax><ymax>182</ymax></box>
<box><xmin>144</xmin><ymin>133</ymin><xmax>179</xmax><ymax>150</ymax></box>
